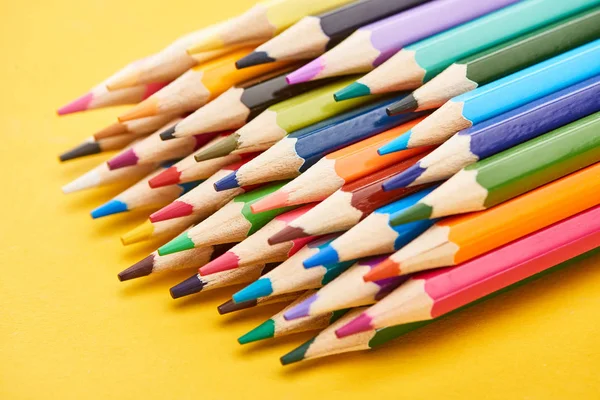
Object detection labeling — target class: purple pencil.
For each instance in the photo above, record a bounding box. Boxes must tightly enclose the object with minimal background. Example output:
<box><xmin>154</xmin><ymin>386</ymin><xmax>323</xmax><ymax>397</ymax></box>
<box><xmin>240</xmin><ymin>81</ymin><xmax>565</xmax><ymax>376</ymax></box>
<box><xmin>286</xmin><ymin>0</ymin><xmax>518</xmax><ymax>85</ymax></box>
<box><xmin>283</xmin><ymin>256</ymin><xmax>409</xmax><ymax>320</ymax></box>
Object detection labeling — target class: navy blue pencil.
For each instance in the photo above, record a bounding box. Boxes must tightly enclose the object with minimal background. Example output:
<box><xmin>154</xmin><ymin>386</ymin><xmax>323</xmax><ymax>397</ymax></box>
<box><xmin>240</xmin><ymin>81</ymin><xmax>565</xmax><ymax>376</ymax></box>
<box><xmin>214</xmin><ymin>97</ymin><xmax>428</xmax><ymax>191</ymax></box>
<box><xmin>384</xmin><ymin>74</ymin><xmax>600</xmax><ymax>191</ymax></box>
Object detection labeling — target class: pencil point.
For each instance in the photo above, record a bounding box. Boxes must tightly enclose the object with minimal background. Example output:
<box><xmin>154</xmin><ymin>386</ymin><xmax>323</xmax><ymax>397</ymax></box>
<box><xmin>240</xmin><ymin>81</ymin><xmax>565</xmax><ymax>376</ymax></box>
<box><xmin>121</xmin><ymin>220</ymin><xmax>155</xmax><ymax>245</ymax></box>
<box><xmin>386</xmin><ymin>94</ymin><xmax>418</xmax><ymax>115</ymax></box>
<box><xmin>268</xmin><ymin>225</ymin><xmax>306</xmax><ymax>245</ymax></box>
<box><xmin>238</xmin><ymin>319</ymin><xmax>275</xmax><ymax>344</ymax></box>
<box><xmin>107</xmin><ymin>148</ymin><xmax>139</xmax><ymax>170</ymax></box>
<box><xmin>250</xmin><ymin>190</ymin><xmax>288</xmax><ymax>213</ymax></box>
<box><xmin>149</xmin><ymin>201</ymin><xmax>193</xmax><ymax>222</ymax></box>
<box><xmin>194</xmin><ymin>134</ymin><xmax>238</xmax><ymax>161</ymax></box>
<box><xmin>213</xmin><ymin>171</ymin><xmax>240</xmax><ymax>191</ymax></box>
<box><xmin>159</xmin><ymin>125</ymin><xmax>178</xmax><ymax>141</ymax></box>
<box><xmin>170</xmin><ymin>274</ymin><xmax>204</xmax><ymax>299</ymax></box>
<box><xmin>218</xmin><ymin>299</ymin><xmax>256</xmax><ymax>315</ymax></box>
<box><xmin>378</xmin><ymin>131</ymin><xmax>411</xmax><ymax>155</ymax></box>
<box><xmin>280</xmin><ymin>339</ymin><xmax>314</xmax><ymax>365</ymax></box>
<box><xmin>335</xmin><ymin>313</ymin><xmax>373</xmax><ymax>338</ymax></box>
<box><xmin>284</xmin><ymin>294</ymin><xmax>316</xmax><ymax>321</ymax></box>
<box><xmin>106</xmin><ymin>72</ymin><xmax>140</xmax><ymax>91</ymax></box>
<box><xmin>363</xmin><ymin>258</ymin><xmax>400</xmax><ymax>282</ymax></box>
<box><xmin>333</xmin><ymin>82</ymin><xmax>370</xmax><ymax>102</ymax></box>
<box><xmin>56</xmin><ymin>92</ymin><xmax>93</xmax><ymax>115</ymax></box>
<box><xmin>285</xmin><ymin>58</ymin><xmax>324</xmax><ymax>85</ymax></box>
<box><xmin>118</xmin><ymin>255</ymin><xmax>155</xmax><ymax>281</ymax></box>
<box><xmin>148</xmin><ymin>167</ymin><xmax>181</xmax><ymax>188</ymax></box>
<box><xmin>390</xmin><ymin>202</ymin><xmax>433</xmax><ymax>225</ymax></box>
<box><xmin>199</xmin><ymin>252</ymin><xmax>239</xmax><ymax>276</ymax></box>
<box><xmin>303</xmin><ymin>246</ymin><xmax>339</xmax><ymax>269</ymax></box>
<box><xmin>59</xmin><ymin>141</ymin><xmax>101</xmax><ymax>162</ymax></box>
<box><xmin>158</xmin><ymin>233</ymin><xmax>195</xmax><ymax>256</ymax></box>
<box><xmin>90</xmin><ymin>199</ymin><xmax>128</xmax><ymax>219</ymax></box>
<box><xmin>118</xmin><ymin>98</ymin><xmax>159</xmax><ymax>122</ymax></box>
<box><xmin>236</xmin><ymin>51</ymin><xmax>275</xmax><ymax>69</ymax></box>
<box><xmin>186</xmin><ymin>35</ymin><xmax>224</xmax><ymax>54</ymax></box>
<box><xmin>383</xmin><ymin>162</ymin><xmax>424</xmax><ymax>190</ymax></box>
<box><xmin>232</xmin><ymin>278</ymin><xmax>273</xmax><ymax>303</ymax></box>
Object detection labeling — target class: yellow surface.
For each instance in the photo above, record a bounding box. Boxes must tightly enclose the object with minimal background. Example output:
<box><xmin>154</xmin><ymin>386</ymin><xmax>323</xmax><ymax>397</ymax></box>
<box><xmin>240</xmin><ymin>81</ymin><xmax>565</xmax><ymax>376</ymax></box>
<box><xmin>1</xmin><ymin>1</ymin><xmax>600</xmax><ymax>399</ymax></box>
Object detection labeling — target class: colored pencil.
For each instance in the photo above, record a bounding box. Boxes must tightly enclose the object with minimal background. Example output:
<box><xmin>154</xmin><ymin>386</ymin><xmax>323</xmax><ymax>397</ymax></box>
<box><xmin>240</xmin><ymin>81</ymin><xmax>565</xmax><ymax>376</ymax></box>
<box><xmin>147</xmin><ymin>133</ymin><xmax>242</xmax><ymax>188</ymax></box>
<box><xmin>117</xmin><ymin>49</ymin><xmax>289</xmax><ymax>122</ymax></box>
<box><xmin>193</xmin><ymin>77</ymin><xmax>375</xmax><ymax>161</ymax></box>
<box><xmin>390</xmin><ymin>112</ymin><xmax>600</xmax><ymax>225</ymax></box>
<box><xmin>364</xmin><ymin>162</ymin><xmax>600</xmax><ymax>282</ymax></box>
<box><xmin>118</xmin><ymin>242</ymin><xmax>220</xmax><ymax>281</ymax></box>
<box><xmin>90</xmin><ymin>167</ymin><xmax>201</xmax><ymax>219</ymax></box>
<box><xmin>61</xmin><ymin>161</ymin><xmax>158</xmax><ymax>194</ymax></box>
<box><xmin>169</xmin><ymin>263</ymin><xmax>278</xmax><ymax>299</ymax></box>
<box><xmin>59</xmin><ymin>132</ymin><xmax>147</xmax><ymax>162</ymax></box>
<box><xmin>281</xmin><ymin>249</ymin><xmax>600</xmax><ymax>364</ymax></box>
<box><xmin>334</xmin><ymin>0</ymin><xmax>598</xmax><ymax>100</ymax></box>
<box><xmin>302</xmin><ymin>187</ymin><xmax>438</xmax><ymax>268</ymax></box>
<box><xmin>157</xmin><ymin>181</ymin><xmax>294</xmax><ymax>255</ymax></box>
<box><xmin>106</xmin><ymin>124</ymin><xmax>220</xmax><ymax>170</ymax></box>
<box><xmin>57</xmin><ymin>80</ymin><xmax>167</xmax><ymax>116</ymax></box>
<box><xmin>250</xmin><ymin>119</ymin><xmax>430</xmax><ymax>213</ymax></box>
<box><xmin>120</xmin><ymin>213</ymin><xmax>199</xmax><ymax>246</ymax></box>
<box><xmin>238</xmin><ymin>291</ymin><xmax>348</xmax><ymax>344</ymax></box>
<box><xmin>218</xmin><ymin>291</ymin><xmax>304</xmax><ymax>315</ymax></box>
<box><xmin>159</xmin><ymin>69</ymin><xmax>330</xmax><ymax>140</ymax></box>
<box><xmin>93</xmin><ymin>114</ymin><xmax>178</xmax><ymax>140</ymax></box>
<box><xmin>338</xmin><ymin>205</ymin><xmax>600</xmax><ymax>337</ymax></box>
<box><xmin>198</xmin><ymin>205</ymin><xmax>317</xmax><ymax>276</ymax></box>
<box><xmin>380</xmin><ymin>39</ymin><xmax>600</xmax><ymax>154</ymax></box>
<box><xmin>236</xmin><ymin>0</ymin><xmax>431</xmax><ymax>68</ymax></box>
<box><xmin>148</xmin><ymin>157</ymin><xmax>259</xmax><ymax>223</ymax></box>
<box><xmin>185</xmin><ymin>0</ymin><xmax>355</xmax><ymax>54</ymax></box>
<box><xmin>213</xmin><ymin>97</ymin><xmax>426</xmax><ymax>190</ymax></box>
<box><xmin>385</xmin><ymin>75</ymin><xmax>600</xmax><ymax>189</ymax></box>
<box><xmin>268</xmin><ymin>153</ymin><xmax>434</xmax><ymax>244</ymax></box>
<box><xmin>387</xmin><ymin>7</ymin><xmax>600</xmax><ymax>114</ymax></box>
<box><xmin>284</xmin><ymin>256</ymin><xmax>409</xmax><ymax>320</ymax></box>
<box><xmin>105</xmin><ymin>23</ymin><xmax>250</xmax><ymax>90</ymax></box>
<box><xmin>232</xmin><ymin>235</ymin><xmax>354</xmax><ymax>303</ymax></box>
<box><xmin>286</xmin><ymin>0</ymin><xmax>517</xmax><ymax>85</ymax></box>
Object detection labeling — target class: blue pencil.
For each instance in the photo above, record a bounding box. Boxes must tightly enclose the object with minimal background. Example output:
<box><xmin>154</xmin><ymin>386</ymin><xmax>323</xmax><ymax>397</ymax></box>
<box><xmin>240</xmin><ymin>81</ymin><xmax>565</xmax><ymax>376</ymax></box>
<box><xmin>379</xmin><ymin>39</ymin><xmax>600</xmax><ymax>155</ymax></box>
<box><xmin>384</xmin><ymin>74</ymin><xmax>600</xmax><ymax>190</ymax></box>
<box><xmin>213</xmin><ymin>96</ymin><xmax>427</xmax><ymax>191</ymax></box>
<box><xmin>91</xmin><ymin>165</ymin><xmax>201</xmax><ymax>219</ymax></box>
<box><xmin>302</xmin><ymin>186</ymin><xmax>438</xmax><ymax>268</ymax></box>
<box><xmin>231</xmin><ymin>235</ymin><xmax>354</xmax><ymax>304</ymax></box>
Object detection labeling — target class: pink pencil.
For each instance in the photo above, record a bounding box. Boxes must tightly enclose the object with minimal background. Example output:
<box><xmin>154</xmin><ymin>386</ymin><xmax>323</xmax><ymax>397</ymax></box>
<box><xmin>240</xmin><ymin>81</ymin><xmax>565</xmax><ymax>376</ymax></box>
<box><xmin>336</xmin><ymin>204</ymin><xmax>600</xmax><ymax>338</ymax></box>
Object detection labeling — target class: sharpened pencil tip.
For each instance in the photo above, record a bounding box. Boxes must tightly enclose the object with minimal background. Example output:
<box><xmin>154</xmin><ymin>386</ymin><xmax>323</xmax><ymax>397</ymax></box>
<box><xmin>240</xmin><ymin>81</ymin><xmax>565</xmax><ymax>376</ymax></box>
<box><xmin>57</xmin><ymin>92</ymin><xmax>93</xmax><ymax>115</ymax></box>
<box><xmin>233</xmin><ymin>278</ymin><xmax>273</xmax><ymax>304</ymax></box>
<box><xmin>213</xmin><ymin>171</ymin><xmax>240</xmax><ymax>191</ymax></box>
<box><xmin>334</xmin><ymin>82</ymin><xmax>370</xmax><ymax>102</ymax></box>
<box><xmin>59</xmin><ymin>141</ymin><xmax>101</xmax><ymax>162</ymax></box>
<box><xmin>149</xmin><ymin>201</ymin><xmax>193</xmax><ymax>223</ymax></box>
<box><xmin>236</xmin><ymin>51</ymin><xmax>275</xmax><ymax>69</ymax></box>
<box><xmin>390</xmin><ymin>202</ymin><xmax>433</xmax><ymax>226</ymax></box>
<box><xmin>107</xmin><ymin>148</ymin><xmax>139</xmax><ymax>170</ymax></box>
<box><xmin>194</xmin><ymin>133</ymin><xmax>239</xmax><ymax>162</ymax></box>
<box><xmin>363</xmin><ymin>258</ymin><xmax>400</xmax><ymax>282</ymax></box>
<box><xmin>285</xmin><ymin>58</ymin><xmax>324</xmax><ymax>85</ymax></box>
<box><xmin>280</xmin><ymin>339</ymin><xmax>314</xmax><ymax>365</ymax></box>
<box><xmin>121</xmin><ymin>220</ymin><xmax>155</xmax><ymax>245</ymax></box>
<box><xmin>383</xmin><ymin>162</ymin><xmax>424</xmax><ymax>191</ymax></box>
<box><xmin>118</xmin><ymin>255</ymin><xmax>155</xmax><ymax>281</ymax></box>
<box><xmin>218</xmin><ymin>299</ymin><xmax>256</xmax><ymax>315</ymax></box>
<box><xmin>199</xmin><ymin>252</ymin><xmax>240</xmax><ymax>276</ymax></box>
<box><xmin>335</xmin><ymin>313</ymin><xmax>373</xmax><ymax>338</ymax></box>
<box><xmin>251</xmin><ymin>190</ymin><xmax>288</xmax><ymax>213</ymax></box>
<box><xmin>148</xmin><ymin>167</ymin><xmax>181</xmax><ymax>188</ymax></box>
<box><xmin>303</xmin><ymin>246</ymin><xmax>339</xmax><ymax>269</ymax></box>
<box><xmin>268</xmin><ymin>225</ymin><xmax>307</xmax><ymax>245</ymax></box>
<box><xmin>284</xmin><ymin>294</ymin><xmax>316</xmax><ymax>321</ymax></box>
<box><xmin>238</xmin><ymin>319</ymin><xmax>275</xmax><ymax>344</ymax></box>
<box><xmin>118</xmin><ymin>98</ymin><xmax>159</xmax><ymax>122</ymax></box>
<box><xmin>90</xmin><ymin>199</ymin><xmax>128</xmax><ymax>219</ymax></box>
<box><xmin>170</xmin><ymin>274</ymin><xmax>204</xmax><ymax>299</ymax></box>
<box><xmin>159</xmin><ymin>125</ymin><xmax>177</xmax><ymax>141</ymax></box>
<box><xmin>158</xmin><ymin>233</ymin><xmax>195</xmax><ymax>256</ymax></box>
<box><xmin>386</xmin><ymin>94</ymin><xmax>418</xmax><ymax>116</ymax></box>
<box><xmin>378</xmin><ymin>131</ymin><xmax>411</xmax><ymax>155</ymax></box>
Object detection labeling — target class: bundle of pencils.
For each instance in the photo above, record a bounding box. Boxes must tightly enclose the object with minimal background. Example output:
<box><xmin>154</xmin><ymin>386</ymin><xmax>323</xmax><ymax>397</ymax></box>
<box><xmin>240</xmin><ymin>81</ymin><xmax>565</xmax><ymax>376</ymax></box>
<box><xmin>58</xmin><ymin>0</ymin><xmax>600</xmax><ymax>367</ymax></box>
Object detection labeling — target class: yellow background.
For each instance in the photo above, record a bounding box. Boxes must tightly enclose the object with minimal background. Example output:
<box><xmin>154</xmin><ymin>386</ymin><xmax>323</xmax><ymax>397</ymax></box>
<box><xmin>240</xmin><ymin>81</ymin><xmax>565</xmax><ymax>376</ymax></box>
<box><xmin>1</xmin><ymin>1</ymin><xmax>600</xmax><ymax>398</ymax></box>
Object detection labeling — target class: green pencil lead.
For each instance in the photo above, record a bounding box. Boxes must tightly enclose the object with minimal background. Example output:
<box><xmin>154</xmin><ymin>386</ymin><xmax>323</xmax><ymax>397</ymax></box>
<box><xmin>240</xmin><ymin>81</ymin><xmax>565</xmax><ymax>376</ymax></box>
<box><xmin>238</xmin><ymin>319</ymin><xmax>275</xmax><ymax>344</ymax></box>
<box><xmin>390</xmin><ymin>202</ymin><xmax>433</xmax><ymax>226</ymax></box>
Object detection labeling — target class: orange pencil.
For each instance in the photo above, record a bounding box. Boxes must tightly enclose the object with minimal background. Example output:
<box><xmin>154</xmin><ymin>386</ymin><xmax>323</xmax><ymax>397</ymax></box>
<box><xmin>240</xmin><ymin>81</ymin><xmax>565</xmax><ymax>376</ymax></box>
<box><xmin>365</xmin><ymin>162</ymin><xmax>600</xmax><ymax>282</ymax></box>
<box><xmin>251</xmin><ymin>118</ymin><xmax>431</xmax><ymax>212</ymax></box>
<box><xmin>118</xmin><ymin>49</ymin><xmax>290</xmax><ymax>122</ymax></box>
